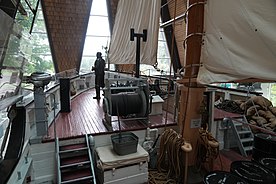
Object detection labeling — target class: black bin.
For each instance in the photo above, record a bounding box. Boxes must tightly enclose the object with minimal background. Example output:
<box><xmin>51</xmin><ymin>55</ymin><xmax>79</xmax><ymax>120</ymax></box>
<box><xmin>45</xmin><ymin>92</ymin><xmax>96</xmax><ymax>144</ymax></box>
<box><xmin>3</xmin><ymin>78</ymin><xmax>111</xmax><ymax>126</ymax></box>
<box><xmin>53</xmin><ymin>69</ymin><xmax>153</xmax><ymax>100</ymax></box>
<box><xmin>204</xmin><ymin>171</ymin><xmax>248</xmax><ymax>184</ymax></box>
<box><xmin>253</xmin><ymin>133</ymin><xmax>276</xmax><ymax>161</ymax></box>
<box><xmin>259</xmin><ymin>157</ymin><xmax>276</xmax><ymax>179</ymax></box>
<box><xmin>60</xmin><ymin>78</ymin><xmax>71</xmax><ymax>112</ymax></box>
<box><xmin>230</xmin><ymin>160</ymin><xmax>275</xmax><ymax>184</ymax></box>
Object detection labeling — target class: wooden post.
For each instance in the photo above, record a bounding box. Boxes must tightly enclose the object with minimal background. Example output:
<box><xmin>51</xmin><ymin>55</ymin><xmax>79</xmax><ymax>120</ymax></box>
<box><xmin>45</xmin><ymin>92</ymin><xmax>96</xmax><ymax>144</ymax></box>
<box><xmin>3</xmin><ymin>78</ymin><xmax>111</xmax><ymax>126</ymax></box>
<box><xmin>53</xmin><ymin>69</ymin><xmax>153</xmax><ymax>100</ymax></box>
<box><xmin>182</xmin><ymin>142</ymin><xmax>192</xmax><ymax>184</ymax></box>
<box><xmin>184</xmin><ymin>0</ymin><xmax>204</xmax><ymax>77</ymax></box>
<box><xmin>176</xmin><ymin>0</ymin><xmax>205</xmax><ymax>166</ymax></box>
<box><xmin>178</xmin><ymin>85</ymin><xmax>205</xmax><ymax>165</ymax></box>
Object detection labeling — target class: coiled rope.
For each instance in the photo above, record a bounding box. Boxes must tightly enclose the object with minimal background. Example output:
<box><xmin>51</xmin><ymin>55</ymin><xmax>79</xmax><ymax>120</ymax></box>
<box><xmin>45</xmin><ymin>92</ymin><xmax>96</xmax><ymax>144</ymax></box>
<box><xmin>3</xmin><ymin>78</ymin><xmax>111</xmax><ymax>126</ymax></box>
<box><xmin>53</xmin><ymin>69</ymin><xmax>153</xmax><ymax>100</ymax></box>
<box><xmin>215</xmin><ymin>99</ymin><xmax>243</xmax><ymax>114</ymax></box>
<box><xmin>196</xmin><ymin>127</ymin><xmax>219</xmax><ymax>170</ymax></box>
<box><xmin>156</xmin><ymin>129</ymin><xmax>186</xmax><ymax>183</ymax></box>
<box><xmin>148</xmin><ymin>169</ymin><xmax>177</xmax><ymax>184</ymax></box>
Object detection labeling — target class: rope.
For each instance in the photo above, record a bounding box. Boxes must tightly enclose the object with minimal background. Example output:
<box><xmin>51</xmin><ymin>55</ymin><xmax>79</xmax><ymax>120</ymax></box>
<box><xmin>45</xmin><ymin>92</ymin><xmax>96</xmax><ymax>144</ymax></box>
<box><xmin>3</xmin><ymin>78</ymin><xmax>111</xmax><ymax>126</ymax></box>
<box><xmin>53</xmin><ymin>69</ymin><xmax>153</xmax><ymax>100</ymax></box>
<box><xmin>196</xmin><ymin>127</ymin><xmax>219</xmax><ymax>171</ymax></box>
<box><xmin>215</xmin><ymin>99</ymin><xmax>244</xmax><ymax>114</ymax></box>
<box><xmin>157</xmin><ymin>129</ymin><xmax>186</xmax><ymax>182</ymax></box>
<box><xmin>148</xmin><ymin>169</ymin><xmax>177</xmax><ymax>184</ymax></box>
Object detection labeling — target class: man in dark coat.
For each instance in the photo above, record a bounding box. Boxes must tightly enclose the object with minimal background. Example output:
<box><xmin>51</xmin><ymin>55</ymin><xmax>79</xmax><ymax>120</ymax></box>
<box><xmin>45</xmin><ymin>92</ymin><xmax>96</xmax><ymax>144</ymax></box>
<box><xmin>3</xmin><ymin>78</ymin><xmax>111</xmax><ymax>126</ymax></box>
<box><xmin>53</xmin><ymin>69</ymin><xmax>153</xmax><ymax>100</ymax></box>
<box><xmin>92</xmin><ymin>52</ymin><xmax>105</xmax><ymax>99</ymax></box>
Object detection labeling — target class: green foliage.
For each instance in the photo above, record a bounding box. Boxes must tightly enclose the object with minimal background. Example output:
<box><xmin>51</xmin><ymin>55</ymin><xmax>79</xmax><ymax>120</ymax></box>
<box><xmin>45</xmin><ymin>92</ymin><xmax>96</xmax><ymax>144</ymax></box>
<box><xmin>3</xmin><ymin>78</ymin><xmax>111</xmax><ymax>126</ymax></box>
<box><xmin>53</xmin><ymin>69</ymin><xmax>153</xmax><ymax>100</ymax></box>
<box><xmin>14</xmin><ymin>1</ymin><xmax>54</xmax><ymax>75</ymax></box>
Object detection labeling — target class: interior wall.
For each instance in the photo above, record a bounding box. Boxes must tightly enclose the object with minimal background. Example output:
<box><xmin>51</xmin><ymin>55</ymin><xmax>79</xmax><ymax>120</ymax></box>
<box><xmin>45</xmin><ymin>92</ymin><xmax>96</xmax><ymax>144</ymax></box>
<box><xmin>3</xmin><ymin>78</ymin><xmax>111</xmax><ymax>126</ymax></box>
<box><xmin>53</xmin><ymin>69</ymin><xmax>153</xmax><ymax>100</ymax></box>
<box><xmin>41</xmin><ymin>0</ymin><xmax>92</xmax><ymax>73</ymax></box>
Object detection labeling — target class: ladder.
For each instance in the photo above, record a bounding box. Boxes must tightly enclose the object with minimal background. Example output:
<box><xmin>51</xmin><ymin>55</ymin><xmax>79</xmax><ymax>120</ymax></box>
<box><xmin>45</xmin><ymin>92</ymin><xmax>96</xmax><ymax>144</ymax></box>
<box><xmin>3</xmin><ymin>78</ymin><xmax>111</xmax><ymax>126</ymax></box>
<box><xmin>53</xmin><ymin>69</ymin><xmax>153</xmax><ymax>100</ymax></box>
<box><xmin>56</xmin><ymin>134</ymin><xmax>96</xmax><ymax>184</ymax></box>
<box><xmin>224</xmin><ymin>116</ymin><xmax>254</xmax><ymax>157</ymax></box>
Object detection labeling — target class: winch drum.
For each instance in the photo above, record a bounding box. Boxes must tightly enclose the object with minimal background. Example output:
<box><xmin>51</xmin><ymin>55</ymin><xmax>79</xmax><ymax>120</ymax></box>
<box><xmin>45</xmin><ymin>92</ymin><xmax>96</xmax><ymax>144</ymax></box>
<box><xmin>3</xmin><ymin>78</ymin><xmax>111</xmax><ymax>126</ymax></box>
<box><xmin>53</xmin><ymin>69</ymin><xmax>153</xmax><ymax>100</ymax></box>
<box><xmin>110</xmin><ymin>92</ymin><xmax>143</xmax><ymax>116</ymax></box>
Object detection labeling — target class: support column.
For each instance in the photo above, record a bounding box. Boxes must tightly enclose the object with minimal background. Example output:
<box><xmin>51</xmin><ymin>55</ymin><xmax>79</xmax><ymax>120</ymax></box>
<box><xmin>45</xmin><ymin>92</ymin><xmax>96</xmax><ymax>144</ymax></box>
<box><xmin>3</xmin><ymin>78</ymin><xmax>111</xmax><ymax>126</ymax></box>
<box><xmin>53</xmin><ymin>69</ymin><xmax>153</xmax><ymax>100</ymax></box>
<box><xmin>178</xmin><ymin>0</ymin><xmax>205</xmax><ymax>166</ymax></box>
<box><xmin>34</xmin><ymin>87</ymin><xmax>48</xmax><ymax>136</ymax></box>
<box><xmin>178</xmin><ymin>85</ymin><xmax>205</xmax><ymax>165</ymax></box>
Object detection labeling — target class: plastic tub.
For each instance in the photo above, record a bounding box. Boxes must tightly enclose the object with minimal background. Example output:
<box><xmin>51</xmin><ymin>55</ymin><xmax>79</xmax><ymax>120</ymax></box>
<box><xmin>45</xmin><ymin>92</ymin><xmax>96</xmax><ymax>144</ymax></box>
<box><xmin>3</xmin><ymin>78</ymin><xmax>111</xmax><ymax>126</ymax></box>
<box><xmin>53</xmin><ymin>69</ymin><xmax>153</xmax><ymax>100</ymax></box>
<box><xmin>111</xmin><ymin>132</ymin><xmax>138</xmax><ymax>155</ymax></box>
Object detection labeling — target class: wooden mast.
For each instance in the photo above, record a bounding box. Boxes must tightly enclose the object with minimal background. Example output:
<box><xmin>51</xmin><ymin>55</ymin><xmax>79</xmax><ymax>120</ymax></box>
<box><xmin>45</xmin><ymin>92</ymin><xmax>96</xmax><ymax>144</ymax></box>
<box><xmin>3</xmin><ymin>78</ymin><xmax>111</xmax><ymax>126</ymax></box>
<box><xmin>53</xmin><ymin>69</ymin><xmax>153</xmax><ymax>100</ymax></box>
<box><xmin>177</xmin><ymin>0</ymin><xmax>205</xmax><ymax>166</ymax></box>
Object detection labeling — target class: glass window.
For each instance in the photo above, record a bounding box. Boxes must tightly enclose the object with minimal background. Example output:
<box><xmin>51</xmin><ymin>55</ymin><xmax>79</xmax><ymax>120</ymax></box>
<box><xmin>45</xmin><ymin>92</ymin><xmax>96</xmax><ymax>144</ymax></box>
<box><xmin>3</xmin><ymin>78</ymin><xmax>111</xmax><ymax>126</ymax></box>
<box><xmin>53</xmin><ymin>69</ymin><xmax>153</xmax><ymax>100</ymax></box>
<box><xmin>80</xmin><ymin>0</ymin><xmax>110</xmax><ymax>74</ymax></box>
<box><xmin>15</xmin><ymin>3</ymin><xmax>54</xmax><ymax>75</ymax></box>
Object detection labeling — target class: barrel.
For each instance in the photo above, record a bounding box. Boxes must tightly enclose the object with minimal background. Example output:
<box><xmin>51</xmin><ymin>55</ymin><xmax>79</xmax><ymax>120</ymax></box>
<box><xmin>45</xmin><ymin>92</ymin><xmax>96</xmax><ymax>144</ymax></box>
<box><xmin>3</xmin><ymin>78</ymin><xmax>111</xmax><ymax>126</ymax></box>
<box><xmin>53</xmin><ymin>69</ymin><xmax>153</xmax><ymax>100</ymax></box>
<box><xmin>253</xmin><ymin>133</ymin><xmax>276</xmax><ymax>161</ymax></box>
<box><xmin>230</xmin><ymin>160</ymin><xmax>275</xmax><ymax>184</ymax></box>
<box><xmin>203</xmin><ymin>171</ymin><xmax>248</xmax><ymax>184</ymax></box>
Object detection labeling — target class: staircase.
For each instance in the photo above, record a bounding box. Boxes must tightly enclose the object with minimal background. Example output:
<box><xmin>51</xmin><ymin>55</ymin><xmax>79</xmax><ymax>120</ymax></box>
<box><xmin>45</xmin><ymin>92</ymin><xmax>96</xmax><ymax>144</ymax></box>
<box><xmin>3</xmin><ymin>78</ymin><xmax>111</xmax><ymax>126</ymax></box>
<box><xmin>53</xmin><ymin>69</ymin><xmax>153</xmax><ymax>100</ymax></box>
<box><xmin>56</xmin><ymin>134</ymin><xmax>96</xmax><ymax>184</ymax></box>
<box><xmin>224</xmin><ymin>116</ymin><xmax>254</xmax><ymax>157</ymax></box>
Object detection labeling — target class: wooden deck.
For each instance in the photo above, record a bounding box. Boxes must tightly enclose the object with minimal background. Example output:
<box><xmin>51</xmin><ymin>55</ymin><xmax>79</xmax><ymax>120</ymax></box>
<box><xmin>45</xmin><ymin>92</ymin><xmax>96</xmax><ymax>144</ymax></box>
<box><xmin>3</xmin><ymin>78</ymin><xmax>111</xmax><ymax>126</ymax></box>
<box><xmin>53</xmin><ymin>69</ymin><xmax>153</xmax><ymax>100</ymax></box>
<box><xmin>46</xmin><ymin>88</ymin><xmax>251</xmax><ymax>182</ymax></box>
<box><xmin>47</xmin><ymin>89</ymin><xmax>176</xmax><ymax>139</ymax></box>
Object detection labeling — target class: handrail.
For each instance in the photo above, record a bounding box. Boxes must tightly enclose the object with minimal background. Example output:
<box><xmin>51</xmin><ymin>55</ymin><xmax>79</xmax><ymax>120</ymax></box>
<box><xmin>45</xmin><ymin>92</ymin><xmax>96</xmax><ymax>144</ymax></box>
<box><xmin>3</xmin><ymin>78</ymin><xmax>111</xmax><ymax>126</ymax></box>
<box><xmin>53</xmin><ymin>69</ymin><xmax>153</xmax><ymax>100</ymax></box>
<box><xmin>55</xmin><ymin>137</ymin><xmax>61</xmax><ymax>184</ymax></box>
<box><xmin>87</xmin><ymin>135</ymin><xmax>97</xmax><ymax>184</ymax></box>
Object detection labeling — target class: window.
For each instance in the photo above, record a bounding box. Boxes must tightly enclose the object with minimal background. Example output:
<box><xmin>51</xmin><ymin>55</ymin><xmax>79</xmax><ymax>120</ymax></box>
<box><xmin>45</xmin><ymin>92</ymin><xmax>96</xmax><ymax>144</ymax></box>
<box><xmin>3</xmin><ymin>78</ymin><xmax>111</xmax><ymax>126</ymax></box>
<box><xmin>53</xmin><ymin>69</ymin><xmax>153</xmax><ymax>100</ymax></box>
<box><xmin>80</xmin><ymin>0</ymin><xmax>110</xmax><ymax>74</ymax></box>
<box><xmin>15</xmin><ymin>1</ymin><xmax>54</xmax><ymax>75</ymax></box>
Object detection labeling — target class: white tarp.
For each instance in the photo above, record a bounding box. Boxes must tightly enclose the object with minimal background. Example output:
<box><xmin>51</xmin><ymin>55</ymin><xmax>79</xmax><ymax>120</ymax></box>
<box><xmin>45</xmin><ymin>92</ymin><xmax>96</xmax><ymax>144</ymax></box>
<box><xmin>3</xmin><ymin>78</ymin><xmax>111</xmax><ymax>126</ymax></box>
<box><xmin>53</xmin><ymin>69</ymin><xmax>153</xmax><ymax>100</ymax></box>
<box><xmin>108</xmin><ymin>0</ymin><xmax>161</xmax><ymax>65</ymax></box>
<box><xmin>197</xmin><ymin>0</ymin><xmax>276</xmax><ymax>84</ymax></box>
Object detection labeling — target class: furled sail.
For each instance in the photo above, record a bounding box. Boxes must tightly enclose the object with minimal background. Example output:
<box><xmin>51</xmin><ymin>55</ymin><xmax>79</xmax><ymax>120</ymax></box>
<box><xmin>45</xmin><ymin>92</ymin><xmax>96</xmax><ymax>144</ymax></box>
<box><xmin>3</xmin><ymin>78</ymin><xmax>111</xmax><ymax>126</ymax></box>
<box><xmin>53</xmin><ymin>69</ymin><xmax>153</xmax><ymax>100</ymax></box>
<box><xmin>108</xmin><ymin>0</ymin><xmax>161</xmax><ymax>65</ymax></box>
<box><xmin>197</xmin><ymin>0</ymin><xmax>276</xmax><ymax>84</ymax></box>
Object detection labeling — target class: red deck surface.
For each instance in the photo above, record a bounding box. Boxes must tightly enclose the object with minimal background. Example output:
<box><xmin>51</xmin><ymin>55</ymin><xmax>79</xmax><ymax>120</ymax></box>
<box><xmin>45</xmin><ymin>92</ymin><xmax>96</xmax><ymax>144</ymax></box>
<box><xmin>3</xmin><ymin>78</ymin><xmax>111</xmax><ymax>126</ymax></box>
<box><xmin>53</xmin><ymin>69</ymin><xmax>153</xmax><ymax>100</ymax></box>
<box><xmin>48</xmin><ymin>89</ymin><xmax>176</xmax><ymax>139</ymax></box>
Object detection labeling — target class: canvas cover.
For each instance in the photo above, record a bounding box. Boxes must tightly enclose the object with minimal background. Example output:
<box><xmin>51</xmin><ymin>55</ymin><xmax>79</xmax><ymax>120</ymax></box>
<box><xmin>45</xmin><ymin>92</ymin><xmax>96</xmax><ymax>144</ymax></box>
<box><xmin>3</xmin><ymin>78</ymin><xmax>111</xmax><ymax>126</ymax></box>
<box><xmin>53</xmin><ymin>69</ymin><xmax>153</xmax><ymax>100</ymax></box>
<box><xmin>197</xmin><ymin>0</ymin><xmax>276</xmax><ymax>84</ymax></box>
<box><xmin>108</xmin><ymin>0</ymin><xmax>161</xmax><ymax>66</ymax></box>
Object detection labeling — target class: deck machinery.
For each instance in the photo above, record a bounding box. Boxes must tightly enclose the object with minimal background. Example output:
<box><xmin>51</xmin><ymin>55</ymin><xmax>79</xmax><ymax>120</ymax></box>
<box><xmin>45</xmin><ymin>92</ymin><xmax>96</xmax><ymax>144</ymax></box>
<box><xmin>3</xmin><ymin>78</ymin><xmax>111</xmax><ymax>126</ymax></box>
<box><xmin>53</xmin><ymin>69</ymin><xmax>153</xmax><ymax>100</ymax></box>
<box><xmin>102</xmin><ymin>76</ymin><xmax>151</xmax><ymax>130</ymax></box>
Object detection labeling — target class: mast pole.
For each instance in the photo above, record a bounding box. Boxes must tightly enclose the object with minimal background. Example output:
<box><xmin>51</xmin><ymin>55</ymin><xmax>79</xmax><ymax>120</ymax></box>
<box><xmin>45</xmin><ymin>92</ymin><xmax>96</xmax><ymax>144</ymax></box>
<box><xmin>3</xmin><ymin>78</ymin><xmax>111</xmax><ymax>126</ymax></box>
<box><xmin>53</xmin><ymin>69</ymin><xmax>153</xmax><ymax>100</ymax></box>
<box><xmin>178</xmin><ymin>0</ymin><xmax>205</xmax><ymax>167</ymax></box>
<box><xmin>130</xmin><ymin>28</ymin><xmax>147</xmax><ymax>78</ymax></box>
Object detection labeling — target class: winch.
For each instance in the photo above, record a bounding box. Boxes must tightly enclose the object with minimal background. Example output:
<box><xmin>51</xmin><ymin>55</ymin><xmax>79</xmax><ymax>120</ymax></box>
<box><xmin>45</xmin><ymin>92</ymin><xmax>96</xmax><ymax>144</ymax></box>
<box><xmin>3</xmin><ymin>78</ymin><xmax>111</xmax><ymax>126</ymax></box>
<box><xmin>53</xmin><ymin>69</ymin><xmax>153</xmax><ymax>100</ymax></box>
<box><xmin>102</xmin><ymin>75</ymin><xmax>151</xmax><ymax>130</ymax></box>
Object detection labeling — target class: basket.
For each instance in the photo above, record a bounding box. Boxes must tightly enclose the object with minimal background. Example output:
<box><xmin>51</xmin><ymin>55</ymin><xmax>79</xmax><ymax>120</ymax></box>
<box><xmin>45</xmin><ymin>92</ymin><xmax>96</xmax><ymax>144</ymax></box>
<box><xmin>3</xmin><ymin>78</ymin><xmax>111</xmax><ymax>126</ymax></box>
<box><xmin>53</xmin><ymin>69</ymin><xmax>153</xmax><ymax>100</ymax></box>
<box><xmin>111</xmin><ymin>132</ymin><xmax>138</xmax><ymax>155</ymax></box>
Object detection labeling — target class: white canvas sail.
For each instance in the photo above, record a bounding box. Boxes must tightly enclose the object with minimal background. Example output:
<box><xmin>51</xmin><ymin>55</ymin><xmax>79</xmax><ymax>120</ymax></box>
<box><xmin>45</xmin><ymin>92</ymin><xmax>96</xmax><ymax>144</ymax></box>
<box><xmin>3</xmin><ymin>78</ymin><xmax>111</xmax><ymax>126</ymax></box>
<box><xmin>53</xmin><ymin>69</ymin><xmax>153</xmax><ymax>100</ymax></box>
<box><xmin>108</xmin><ymin>0</ymin><xmax>161</xmax><ymax>65</ymax></box>
<box><xmin>197</xmin><ymin>0</ymin><xmax>276</xmax><ymax>84</ymax></box>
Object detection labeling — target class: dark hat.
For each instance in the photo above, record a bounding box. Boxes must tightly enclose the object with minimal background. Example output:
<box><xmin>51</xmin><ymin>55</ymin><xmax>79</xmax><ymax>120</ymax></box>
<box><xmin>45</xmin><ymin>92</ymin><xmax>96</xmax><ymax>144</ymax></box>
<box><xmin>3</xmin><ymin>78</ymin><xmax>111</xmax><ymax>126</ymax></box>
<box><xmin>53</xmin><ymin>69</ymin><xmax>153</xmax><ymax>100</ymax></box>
<box><xmin>96</xmin><ymin>52</ymin><xmax>102</xmax><ymax>57</ymax></box>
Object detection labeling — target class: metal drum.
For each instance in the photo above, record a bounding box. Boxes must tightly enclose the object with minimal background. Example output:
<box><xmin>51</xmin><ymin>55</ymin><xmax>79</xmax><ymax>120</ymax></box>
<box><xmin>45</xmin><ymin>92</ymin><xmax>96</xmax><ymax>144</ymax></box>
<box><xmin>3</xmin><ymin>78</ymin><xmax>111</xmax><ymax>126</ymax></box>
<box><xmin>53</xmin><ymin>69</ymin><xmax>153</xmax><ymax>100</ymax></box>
<box><xmin>204</xmin><ymin>171</ymin><xmax>248</xmax><ymax>184</ymax></box>
<box><xmin>230</xmin><ymin>160</ymin><xmax>275</xmax><ymax>184</ymax></box>
<box><xmin>110</xmin><ymin>92</ymin><xmax>143</xmax><ymax>116</ymax></box>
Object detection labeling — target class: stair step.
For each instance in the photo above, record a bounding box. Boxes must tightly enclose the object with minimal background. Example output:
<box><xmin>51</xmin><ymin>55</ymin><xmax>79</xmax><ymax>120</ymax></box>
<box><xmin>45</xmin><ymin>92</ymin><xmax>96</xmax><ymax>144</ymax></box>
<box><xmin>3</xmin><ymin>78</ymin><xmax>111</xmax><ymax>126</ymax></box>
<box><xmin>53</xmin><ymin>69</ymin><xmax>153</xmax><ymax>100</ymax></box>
<box><xmin>238</xmin><ymin>130</ymin><xmax>252</xmax><ymax>135</ymax></box>
<box><xmin>241</xmin><ymin>138</ymin><xmax>254</xmax><ymax>143</ymax></box>
<box><xmin>60</xmin><ymin>160</ymin><xmax>91</xmax><ymax>169</ymax></box>
<box><xmin>61</xmin><ymin>168</ymin><xmax>92</xmax><ymax>184</ymax></box>
<box><xmin>61</xmin><ymin>176</ymin><xmax>93</xmax><ymax>184</ymax></box>
<box><xmin>244</xmin><ymin>146</ymin><xmax>253</xmax><ymax>152</ymax></box>
<box><xmin>233</xmin><ymin>122</ymin><xmax>243</xmax><ymax>126</ymax></box>
<box><xmin>59</xmin><ymin>146</ymin><xmax>88</xmax><ymax>154</ymax></box>
<box><xmin>61</xmin><ymin>155</ymin><xmax>90</xmax><ymax>167</ymax></box>
<box><xmin>60</xmin><ymin>143</ymin><xmax>87</xmax><ymax>151</ymax></box>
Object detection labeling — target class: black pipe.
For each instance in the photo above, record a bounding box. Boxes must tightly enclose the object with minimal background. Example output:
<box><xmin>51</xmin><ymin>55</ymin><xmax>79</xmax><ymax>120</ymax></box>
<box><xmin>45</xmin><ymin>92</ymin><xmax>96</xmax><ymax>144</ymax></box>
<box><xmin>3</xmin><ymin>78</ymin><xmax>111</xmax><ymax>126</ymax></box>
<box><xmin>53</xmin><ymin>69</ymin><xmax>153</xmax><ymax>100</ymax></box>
<box><xmin>130</xmin><ymin>28</ymin><xmax>147</xmax><ymax>78</ymax></box>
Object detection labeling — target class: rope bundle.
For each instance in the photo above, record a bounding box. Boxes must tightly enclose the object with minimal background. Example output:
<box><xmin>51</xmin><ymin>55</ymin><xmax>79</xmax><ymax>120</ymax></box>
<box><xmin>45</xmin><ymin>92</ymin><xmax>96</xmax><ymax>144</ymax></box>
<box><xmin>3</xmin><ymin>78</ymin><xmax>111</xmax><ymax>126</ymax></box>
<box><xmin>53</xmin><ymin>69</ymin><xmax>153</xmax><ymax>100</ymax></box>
<box><xmin>157</xmin><ymin>129</ymin><xmax>186</xmax><ymax>182</ymax></box>
<box><xmin>196</xmin><ymin>127</ymin><xmax>219</xmax><ymax>169</ymax></box>
<box><xmin>148</xmin><ymin>170</ymin><xmax>177</xmax><ymax>184</ymax></box>
<box><xmin>215</xmin><ymin>99</ymin><xmax>244</xmax><ymax>114</ymax></box>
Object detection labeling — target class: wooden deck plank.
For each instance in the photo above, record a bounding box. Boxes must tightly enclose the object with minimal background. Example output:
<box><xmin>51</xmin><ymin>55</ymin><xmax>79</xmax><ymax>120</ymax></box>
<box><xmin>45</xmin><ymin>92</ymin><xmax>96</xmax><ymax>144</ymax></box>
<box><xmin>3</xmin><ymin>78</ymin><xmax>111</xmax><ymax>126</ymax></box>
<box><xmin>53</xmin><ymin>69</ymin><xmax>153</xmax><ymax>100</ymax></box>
<box><xmin>48</xmin><ymin>89</ymin><xmax>176</xmax><ymax>139</ymax></box>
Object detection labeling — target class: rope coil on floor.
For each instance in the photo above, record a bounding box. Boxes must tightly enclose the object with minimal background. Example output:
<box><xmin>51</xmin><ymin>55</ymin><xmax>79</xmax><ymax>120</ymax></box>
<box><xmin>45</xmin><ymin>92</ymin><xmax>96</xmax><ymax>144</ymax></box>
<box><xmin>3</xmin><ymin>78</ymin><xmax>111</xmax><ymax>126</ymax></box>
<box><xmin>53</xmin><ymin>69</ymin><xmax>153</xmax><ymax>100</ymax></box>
<box><xmin>156</xmin><ymin>129</ymin><xmax>186</xmax><ymax>182</ymax></box>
